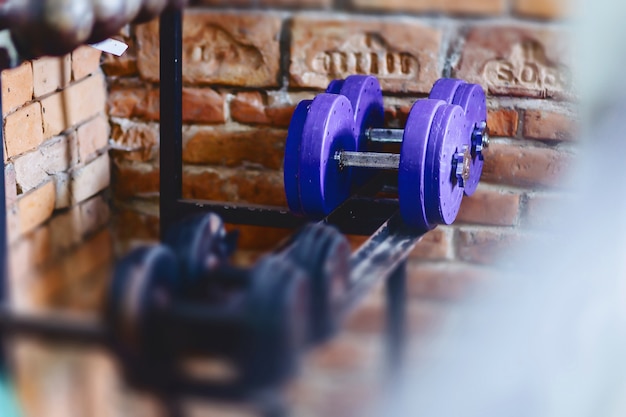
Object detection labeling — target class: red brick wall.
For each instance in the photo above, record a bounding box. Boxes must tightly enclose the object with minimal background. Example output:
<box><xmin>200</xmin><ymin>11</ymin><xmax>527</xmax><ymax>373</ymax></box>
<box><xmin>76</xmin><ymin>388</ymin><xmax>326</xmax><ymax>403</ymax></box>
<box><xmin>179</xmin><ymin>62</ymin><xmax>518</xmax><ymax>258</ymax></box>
<box><xmin>4</xmin><ymin>48</ymin><xmax>112</xmax><ymax>312</ymax></box>
<box><xmin>103</xmin><ymin>2</ymin><xmax>575</xmax><ymax>415</ymax></box>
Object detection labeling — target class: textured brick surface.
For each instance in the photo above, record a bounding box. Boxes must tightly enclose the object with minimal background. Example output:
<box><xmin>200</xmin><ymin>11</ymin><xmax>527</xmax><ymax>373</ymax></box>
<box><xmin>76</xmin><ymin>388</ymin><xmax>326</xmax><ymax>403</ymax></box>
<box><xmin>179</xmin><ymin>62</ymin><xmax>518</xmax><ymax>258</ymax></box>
<box><xmin>136</xmin><ymin>11</ymin><xmax>282</xmax><ymax>87</ymax></box>
<box><xmin>456</xmin><ymin>227</ymin><xmax>521</xmax><ymax>264</ymax></box>
<box><xmin>71</xmin><ymin>46</ymin><xmax>102</xmax><ymax>81</ymax></box>
<box><xmin>110</xmin><ymin>120</ymin><xmax>159</xmax><ymax>162</ymax></box>
<box><xmin>409</xmin><ymin>227</ymin><xmax>452</xmax><ymax>260</ymax></box>
<box><xmin>70</xmin><ymin>153</ymin><xmax>111</xmax><ymax>204</ymax></box>
<box><xmin>76</xmin><ymin>115</ymin><xmax>109</xmax><ymax>162</ymax></box>
<box><xmin>32</xmin><ymin>55</ymin><xmax>71</xmax><ymax>98</ymax></box>
<box><xmin>183</xmin><ymin>127</ymin><xmax>287</xmax><ymax>169</ymax></box>
<box><xmin>350</xmin><ymin>0</ymin><xmax>505</xmax><ymax>15</ymax></box>
<box><xmin>454</xmin><ymin>25</ymin><xmax>572</xmax><ymax>100</ymax></box>
<box><xmin>481</xmin><ymin>143</ymin><xmax>573</xmax><ymax>188</ymax></box>
<box><xmin>406</xmin><ymin>261</ymin><xmax>491</xmax><ymax>301</ymax></box>
<box><xmin>522</xmin><ymin>109</ymin><xmax>576</xmax><ymax>141</ymax></box>
<box><xmin>456</xmin><ymin>188</ymin><xmax>520</xmax><ymax>226</ymax></box>
<box><xmin>290</xmin><ymin>16</ymin><xmax>442</xmax><ymax>93</ymax></box>
<box><xmin>194</xmin><ymin>0</ymin><xmax>331</xmax><ymax>6</ymax></box>
<box><xmin>4</xmin><ymin>101</ymin><xmax>44</xmax><ymax>158</ymax></box>
<box><xmin>230</xmin><ymin>91</ymin><xmax>296</xmax><ymax>127</ymax></box>
<box><xmin>1</xmin><ymin>61</ymin><xmax>33</xmax><ymax>115</ymax></box>
<box><xmin>18</xmin><ymin>180</ymin><xmax>56</xmax><ymax>235</ymax></box>
<box><xmin>514</xmin><ymin>0</ymin><xmax>571</xmax><ymax>19</ymax></box>
<box><xmin>488</xmin><ymin>108</ymin><xmax>519</xmax><ymax>137</ymax></box>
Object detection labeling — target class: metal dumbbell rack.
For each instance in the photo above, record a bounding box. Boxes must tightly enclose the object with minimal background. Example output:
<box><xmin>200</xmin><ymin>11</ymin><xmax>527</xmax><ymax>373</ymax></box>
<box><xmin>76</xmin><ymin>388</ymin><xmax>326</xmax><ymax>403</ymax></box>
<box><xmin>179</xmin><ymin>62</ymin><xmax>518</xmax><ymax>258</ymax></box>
<box><xmin>0</xmin><ymin>8</ymin><xmax>427</xmax><ymax>417</ymax></box>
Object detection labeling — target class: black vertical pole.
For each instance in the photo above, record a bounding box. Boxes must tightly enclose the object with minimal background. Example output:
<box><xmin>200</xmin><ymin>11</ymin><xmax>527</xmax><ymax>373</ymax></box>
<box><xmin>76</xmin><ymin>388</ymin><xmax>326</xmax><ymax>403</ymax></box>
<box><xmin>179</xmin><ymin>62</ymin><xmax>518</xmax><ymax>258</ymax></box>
<box><xmin>159</xmin><ymin>9</ymin><xmax>184</xmax><ymax>240</ymax></box>
<box><xmin>385</xmin><ymin>261</ymin><xmax>407</xmax><ymax>376</ymax></box>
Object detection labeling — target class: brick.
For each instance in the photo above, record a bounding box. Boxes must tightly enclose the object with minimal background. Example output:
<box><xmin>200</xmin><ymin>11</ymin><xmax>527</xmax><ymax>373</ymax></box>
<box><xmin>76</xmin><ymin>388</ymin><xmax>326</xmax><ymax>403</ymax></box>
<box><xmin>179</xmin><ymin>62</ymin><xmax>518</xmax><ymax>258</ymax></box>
<box><xmin>13</xmin><ymin>133</ymin><xmax>78</xmax><ymax>193</ymax></box>
<box><xmin>183</xmin><ymin>167</ymin><xmax>286</xmax><ymax>206</ymax></box>
<box><xmin>290</xmin><ymin>16</ymin><xmax>442</xmax><ymax>93</ymax></box>
<box><xmin>183</xmin><ymin>127</ymin><xmax>286</xmax><ymax>169</ymax></box>
<box><xmin>230</xmin><ymin>224</ymin><xmax>292</xmax><ymax>250</ymax></box>
<box><xmin>488</xmin><ymin>108</ymin><xmax>519</xmax><ymax>137</ymax></box>
<box><xmin>110</xmin><ymin>119</ymin><xmax>159</xmax><ymax>162</ymax></box>
<box><xmin>41</xmin><ymin>74</ymin><xmax>106</xmax><ymax>140</ymax></box>
<box><xmin>101</xmin><ymin>34</ymin><xmax>138</xmax><ymax>77</ymax></box>
<box><xmin>406</xmin><ymin>261</ymin><xmax>491</xmax><ymax>301</ymax></box>
<box><xmin>60</xmin><ymin>229</ymin><xmax>112</xmax><ymax>283</ymax></box>
<box><xmin>136</xmin><ymin>11</ymin><xmax>282</xmax><ymax>87</ymax></box>
<box><xmin>523</xmin><ymin>192</ymin><xmax>571</xmax><ymax>229</ymax></box>
<box><xmin>111</xmin><ymin>160</ymin><xmax>159</xmax><ymax>200</ymax></box>
<box><xmin>454</xmin><ymin>25</ymin><xmax>572</xmax><ymax>100</ymax></box>
<box><xmin>456</xmin><ymin>227</ymin><xmax>521</xmax><ymax>264</ymax></box>
<box><xmin>456</xmin><ymin>187</ymin><xmax>520</xmax><ymax>226</ymax></box>
<box><xmin>49</xmin><ymin>207</ymin><xmax>82</xmax><ymax>255</ymax></box>
<box><xmin>481</xmin><ymin>143</ymin><xmax>572</xmax><ymax>189</ymax></box>
<box><xmin>522</xmin><ymin>109</ymin><xmax>576</xmax><ymax>141</ymax></box>
<box><xmin>5</xmin><ymin>163</ymin><xmax>17</xmax><ymax>207</ymax></box>
<box><xmin>18</xmin><ymin>180</ymin><xmax>56</xmax><ymax>235</ymax></box>
<box><xmin>231</xmin><ymin>91</ymin><xmax>295</xmax><ymax>128</ymax></box>
<box><xmin>409</xmin><ymin>227</ymin><xmax>452</xmax><ymax>260</ymax></box>
<box><xmin>7</xmin><ymin>205</ymin><xmax>19</xmax><ymax>243</ymax></box>
<box><xmin>107</xmin><ymin>85</ymin><xmax>159</xmax><ymax>120</ymax></box>
<box><xmin>195</xmin><ymin>0</ymin><xmax>331</xmax><ymax>6</ymax></box>
<box><xmin>77</xmin><ymin>115</ymin><xmax>110</xmax><ymax>162</ymax></box>
<box><xmin>113</xmin><ymin>207</ymin><xmax>160</xmax><ymax>244</ymax></box>
<box><xmin>79</xmin><ymin>195</ymin><xmax>111</xmax><ymax>237</ymax></box>
<box><xmin>351</xmin><ymin>0</ymin><xmax>505</xmax><ymax>15</ymax></box>
<box><xmin>1</xmin><ymin>61</ymin><xmax>33</xmax><ymax>115</ymax></box>
<box><xmin>71</xmin><ymin>46</ymin><xmax>102</xmax><ymax>81</ymax></box>
<box><xmin>70</xmin><ymin>153</ymin><xmax>110</xmax><ymax>204</ymax></box>
<box><xmin>514</xmin><ymin>0</ymin><xmax>570</xmax><ymax>19</ymax></box>
<box><xmin>183</xmin><ymin>88</ymin><xmax>226</xmax><ymax>124</ymax></box>
<box><xmin>53</xmin><ymin>173</ymin><xmax>71</xmax><ymax>209</ymax></box>
<box><xmin>4</xmin><ymin>101</ymin><xmax>44</xmax><ymax>158</ymax></box>
<box><xmin>32</xmin><ymin>55</ymin><xmax>71</xmax><ymax>98</ymax></box>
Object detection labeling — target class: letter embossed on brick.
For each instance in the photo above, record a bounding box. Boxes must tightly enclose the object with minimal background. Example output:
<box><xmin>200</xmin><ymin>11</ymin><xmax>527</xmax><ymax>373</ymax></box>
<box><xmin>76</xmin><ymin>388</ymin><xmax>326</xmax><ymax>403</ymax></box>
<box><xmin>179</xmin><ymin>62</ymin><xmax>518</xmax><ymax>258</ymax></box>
<box><xmin>455</xmin><ymin>26</ymin><xmax>572</xmax><ymax>100</ymax></box>
<box><xmin>137</xmin><ymin>11</ymin><xmax>281</xmax><ymax>87</ymax></box>
<box><xmin>290</xmin><ymin>18</ymin><xmax>441</xmax><ymax>93</ymax></box>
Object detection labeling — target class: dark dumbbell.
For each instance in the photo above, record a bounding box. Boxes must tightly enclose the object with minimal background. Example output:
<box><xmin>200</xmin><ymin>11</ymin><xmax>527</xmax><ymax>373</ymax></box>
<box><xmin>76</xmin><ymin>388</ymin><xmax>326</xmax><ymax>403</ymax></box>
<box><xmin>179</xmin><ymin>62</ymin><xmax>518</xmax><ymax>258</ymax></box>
<box><xmin>88</xmin><ymin>0</ymin><xmax>142</xmax><ymax>44</ymax></box>
<box><xmin>285</xmin><ymin>223</ymin><xmax>350</xmax><ymax>344</ymax></box>
<box><xmin>10</xmin><ymin>0</ymin><xmax>95</xmax><ymax>58</ymax></box>
<box><xmin>283</xmin><ymin>76</ymin><xmax>488</xmax><ymax>231</ymax></box>
<box><xmin>105</xmin><ymin>245</ymin><xmax>310</xmax><ymax>389</ymax></box>
<box><xmin>163</xmin><ymin>212</ymin><xmax>238</xmax><ymax>292</ymax></box>
<box><xmin>133</xmin><ymin>0</ymin><xmax>169</xmax><ymax>24</ymax></box>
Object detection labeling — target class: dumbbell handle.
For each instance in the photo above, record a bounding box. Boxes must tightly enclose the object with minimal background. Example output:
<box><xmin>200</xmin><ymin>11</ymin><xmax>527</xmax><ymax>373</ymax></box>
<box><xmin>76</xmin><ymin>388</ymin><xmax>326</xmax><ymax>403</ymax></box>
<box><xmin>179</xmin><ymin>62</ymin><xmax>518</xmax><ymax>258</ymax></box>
<box><xmin>335</xmin><ymin>147</ymin><xmax>472</xmax><ymax>187</ymax></box>
<box><xmin>366</xmin><ymin>124</ymin><xmax>490</xmax><ymax>150</ymax></box>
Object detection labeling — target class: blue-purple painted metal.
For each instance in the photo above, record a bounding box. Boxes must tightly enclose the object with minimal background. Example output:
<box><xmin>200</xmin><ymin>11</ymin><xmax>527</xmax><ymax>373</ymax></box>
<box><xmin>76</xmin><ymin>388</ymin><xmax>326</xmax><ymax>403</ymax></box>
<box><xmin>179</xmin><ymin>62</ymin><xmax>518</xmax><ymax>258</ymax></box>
<box><xmin>299</xmin><ymin>94</ymin><xmax>356</xmax><ymax>217</ymax></box>
<box><xmin>452</xmin><ymin>83</ymin><xmax>487</xmax><ymax>196</ymax></box>
<box><xmin>429</xmin><ymin>78</ymin><xmax>466</xmax><ymax>103</ymax></box>
<box><xmin>284</xmin><ymin>99</ymin><xmax>312</xmax><ymax>214</ymax></box>
<box><xmin>398</xmin><ymin>99</ymin><xmax>445</xmax><ymax>231</ymax></box>
<box><xmin>425</xmin><ymin>104</ymin><xmax>468</xmax><ymax>226</ymax></box>
<box><xmin>327</xmin><ymin>75</ymin><xmax>385</xmax><ymax>184</ymax></box>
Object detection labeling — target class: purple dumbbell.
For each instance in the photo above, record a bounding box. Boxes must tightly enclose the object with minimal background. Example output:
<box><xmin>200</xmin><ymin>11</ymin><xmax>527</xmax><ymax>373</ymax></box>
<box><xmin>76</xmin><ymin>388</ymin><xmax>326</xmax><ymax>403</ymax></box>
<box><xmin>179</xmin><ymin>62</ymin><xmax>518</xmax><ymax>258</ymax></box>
<box><xmin>429</xmin><ymin>78</ymin><xmax>489</xmax><ymax>196</ymax></box>
<box><xmin>283</xmin><ymin>77</ymin><xmax>487</xmax><ymax>230</ymax></box>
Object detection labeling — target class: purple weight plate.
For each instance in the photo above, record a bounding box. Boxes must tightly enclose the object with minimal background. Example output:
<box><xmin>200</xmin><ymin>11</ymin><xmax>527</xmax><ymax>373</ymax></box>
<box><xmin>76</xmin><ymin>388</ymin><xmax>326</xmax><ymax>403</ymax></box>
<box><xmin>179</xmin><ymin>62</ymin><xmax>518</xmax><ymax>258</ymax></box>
<box><xmin>429</xmin><ymin>78</ymin><xmax>466</xmax><ymax>103</ymax></box>
<box><xmin>398</xmin><ymin>99</ymin><xmax>446</xmax><ymax>231</ymax></box>
<box><xmin>326</xmin><ymin>79</ymin><xmax>345</xmax><ymax>94</ymax></box>
<box><xmin>452</xmin><ymin>84</ymin><xmax>487</xmax><ymax>196</ymax></box>
<box><xmin>425</xmin><ymin>104</ymin><xmax>468</xmax><ymax>226</ymax></box>
<box><xmin>284</xmin><ymin>100</ymin><xmax>312</xmax><ymax>214</ymax></box>
<box><xmin>299</xmin><ymin>94</ymin><xmax>356</xmax><ymax>217</ymax></box>
<box><xmin>334</xmin><ymin>75</ymin><xmax>385</xmax><ymax>185</ymax></box>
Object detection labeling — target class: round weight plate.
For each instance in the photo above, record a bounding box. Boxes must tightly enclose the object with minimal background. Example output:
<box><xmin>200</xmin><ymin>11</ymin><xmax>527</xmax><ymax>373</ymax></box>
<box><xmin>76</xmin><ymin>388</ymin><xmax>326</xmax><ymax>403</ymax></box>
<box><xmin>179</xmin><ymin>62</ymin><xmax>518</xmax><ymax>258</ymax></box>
<box><xmin>245</xmin><ymin>256</ymin><xmax>309</xmax><ymax>387</ymax></box>
<box><xmin>398</xmin><ymin>99</ymin><xmax>446</xmax><ymax>231</ymax></box>
<box><xmin>289</xmin><ymin>223</ymin><xmax>350</xmax><ymax>343</ymax></box>
<box><xmin>425</xmin><ymin>104</ymin><xmax>468</xmax><ymax>226</ymax></box>
<box><xmin>326</xmin><ymin>79</ymin><xmax>345</xmax><ymax>94</ymax></box>
<box><xmin>335</xmin><ymin>75</ymin><xmax>385</xmax><ymax>185</ymax></box>
<box><xmin>284</xmin><ymin>100</ymin><xmax>312</xmax><ymax>214</ymax></box>
<box><xmin>452</xmin><ymin>83</ymin><xmax>487</xmax><ymax>196</ymax></box>
<box><xmin>429</xmin><ymin>78</ymin><xmax>466</xmax><ymax>103</ymax></box>
<box><xmin>106</xmin><ymin>245</ymin><xmax>179</xmax><ymax>352</ymax></box>
<box><xmin>163</xmin><ymin>212</ymin><xmax>229</xmax><ymax>286</ymax></box>
<box><xmin>299</xmin><ymin>94</ymin><xmax>357</xmax><ymax>217</ymax></box>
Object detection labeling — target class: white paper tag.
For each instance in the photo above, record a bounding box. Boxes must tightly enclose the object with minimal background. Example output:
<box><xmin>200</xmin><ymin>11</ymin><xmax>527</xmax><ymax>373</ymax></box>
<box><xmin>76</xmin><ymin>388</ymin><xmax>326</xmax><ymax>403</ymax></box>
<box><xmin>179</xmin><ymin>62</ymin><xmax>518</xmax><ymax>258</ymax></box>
<box><xmin>89</xmin><ymin>38</ymin><xmax>129</xmax><ymax>56</ymax></box>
